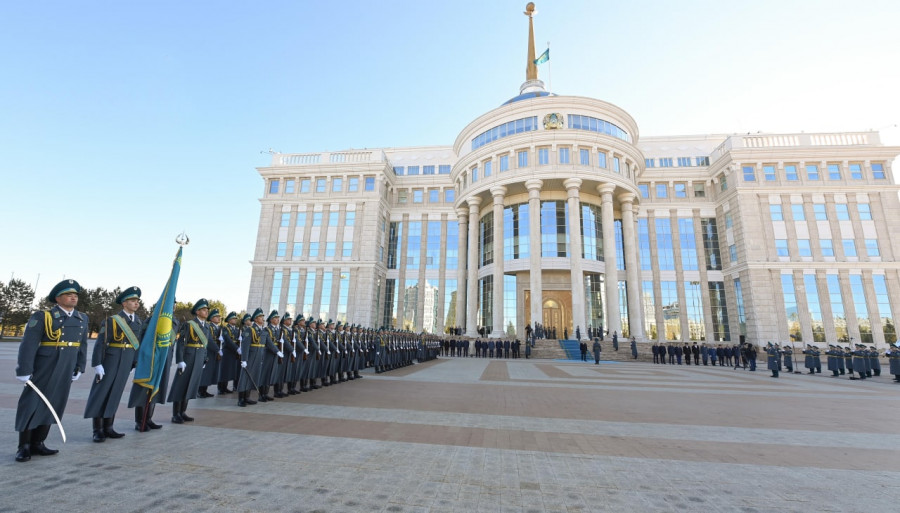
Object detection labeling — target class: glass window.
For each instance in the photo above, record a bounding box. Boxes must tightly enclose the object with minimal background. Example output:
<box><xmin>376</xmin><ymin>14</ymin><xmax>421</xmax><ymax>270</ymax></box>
<box><xmin>580</xmin><ymin>149</ymin><xmax>590</xmax><ymax>165</ymax></box>
<box><xmin>407</xmin><ymin>166</ymin><xmax>419</xmax><ymax>176</ymax></box>
<box><xmin>559</xmin><ymin>147</ymin><xmax>570</xmax><ymax>164</ymax></box>
<box><xmin>540</xmin><ymin>200</ymin><xmax>569</xmax><ymax>258</ymax></box>
<box><xmin>518</xmin><ymin>150</ymin><xmax>528</xmax><ymax>168</ymax></box>
<box><xmin>835</xmin><ymin>204</ymin><xmax>850</xmax><ymax>220</ymax></box>
<box><xmin>597</xmin><ymin>152</ymin><xmax>607</xmax><ymax>168</ymax></box>
<box><xmin>393</xmin><ymin>166</ymin><xmax>404</xmax><ymax>175</ymax></box>
<box><xmin>364</xmin><ymin>177</ymin><xmax>375</xmax><ymax>191</ymax></box>
<box><xmin>269</xmin><ymin>271</ymin><xmax>282</xmax><ymax>312</ymax></box>
<box><xmin>429</xmin><ymin>189</ymin><xmax>439</xmax><ymax>203</ymax></box>
<box><xmin>791</xmin><ymin>204</ymin><xmax>805</xmax><ymax>221</ymax></box>
<box><xmin>300</xmin><ymin>179</ymin><xmax>311</xmax><ymax>193</ymax></box>
<box><xmin>865</xmin><ymin>239</ymin><xmax>880</xmax><ymax>257</ymax></box>
<box><xmin>720</xmin><ymin>174</ymin><xmax>728</xmax><ymax>191</ymax></box>
<box><xmin>655</xmin><ymin>218</ymin><xmax>674</xmax><ymax>270</ymax></box>
<box><xmin>295</xmin><ymin>212</ymin><xmax>306</xmax><ymax>229</ymax></box>
<box><xmin>858</xmin><ymin>203</ymin><xmax>872</xmax><ymax>220</ymax></box>
<box><xmin>785</xmin><ymin>165</ymin><xmax>798</xmax><ymax>181</ymax></box>
<box><xmin>446</xmin><ymin>222</ymin><xmax>459</xmax><ymax>270</ymax></box>
<box><xmin>695</xmin><ymin>156</ymin><xmax>710</xmax><ymax>166</ymax></box>
<box><xmin>729</xmin><ymin>244</ymin><xmax>737</xmax><ymax>262</ymax></box>
<box><xmin>685</xmin><ymin>281</ymin><xmax>704</xmax><ymax>341</ymax></box>
<box><xmin>284</xmin><ymin>179</ymin><xmax>295</xmax><ymax>193</ymax></box>
<box><xmin>775</xmin><ymin>239</ymin><xmax>789</xmax><ymax>257</ymax></box>
<box><xmin>292</xmin><ymin>242</ymin><xmax>303</xmax><ymax>259</ymax></box>
<box><xmin>872</xmin><ymin>163</ymin><xmax>885</xmax><ymax>179</ymax></box>
<box><xmin>332</xmin><ymin>178</ymin><xmax>342</xmax><ymax>192</ymax></box>
<box><xmin>843</xmin><ymin>239</ymin><xmax>857</xmax><ymax>257</ymax></box>
<box><xmin>269</xmin><ymin>179</ymin><xmax>280</xmax><ymax>194</ymax></box>
<box><xmin>499</xmin><ymin>155</ymin><xmax>509</xmax><ymax>171</ymax></box>
<box><xmin>806</xmin><ymin>164</ymin><xmax>819</xmax><ymax>180</ymax></box>
<box><xmin>725</xmin><ymin>213</ymin><xmax>733</xmax><ymax>229</ymax></box>
<box><xmin>743</xmin><ymin>166</ymin><xmax>756</xmax><ymax>182</ymax></box>
<box><xmin>656</xmin><ymin>184</ymin><xmax>668</xmax><ymax>198</ymax></box>
<box><xmin>478</xmin><ymin>213</ymin><xmax>493</xmax><ymax>266</ymax></box>
<box><xmin>639</xmin><ymin>184</ymin><xmax>649</xmax><ymax>198</ymax></box>
<box><xmin>734</xmin><ymin>278</ymin><xmax>746</xmax><ymax>336</ymax></box>
<box><xmin>407</xmin><ymin>222</ymin><xmax>422</xmax><ymax>269</ymax></box>
<box><xmin>348</xmin><ymin>177</ymin><xmax>358</xmax><ymax>192</ymax></box>
<box><xmin>398</xmin><ymin>190</ymin><xmax>408</xmax><ymax>204</ymax></box>
<box><xmin>346</xmin><ymin>211</ymin><xmax>355</xmax><ymax>226</ymax></box>
<box><xmin>770</xmin><ymin>204</ymin><xmax>783</xmax><ymax>221</ymax></box>
<box><xmin>325</xmin><ymin>242</ymin><xmax>336</xmax><ymax>257</ymax></box>
<box><xmin>804</xmin><ymin>274</ymin><xmax>825</xmax><ymax>342</ymax></box>
<box><xmin>538</xmin><ymin>148</ymin><xmax>549</xmax><ymax>165</ymax></box>
<box><xmin>312</xmin><ymin>212</ymin><xmax>322</xmax><ymax>226</ymax></box>
<box><xmin>426</xmin><ymin>221</ymin><xmax>441</xmax><ymax>269</ymax></box>
<box><xmin>814</xmin><ymin>204</ymin><xmax>827</xmax><ymax>220</ymax></box>
<box><xmin>659</xmin><ymin>158</ymin><xmax>673</xmax><ymax>167</ymax></box>
<box><xmin>638</xmin><ymin>218</ymin><xmax>651</xmax><ymax>270</ymax></box>
<box><xmin>798</xmin><ymin>239</ymin><xmax>811</xmax><ymax>257</ymax></box>
<box><xmin>471</xmin><ymin>116</ymin><xmax>539</xmax><ymax>150</ymax></box>
<box><xmin>342</xmin><ymin>241</ymin><xmax>352</xmax><ymax>258</ymax></box>
<box><xmin>439</xmin><ymin>164</ymin><xmax>451</xmax><ymax>174</ymax></box>
<box><xmin>850</xmin><ymin>163</ymin><xmax>862</xmax><ymax>180</ymax></box>
<box><xmin>276</xmin><ymin>242</ymin><xmax>286</xmax><ymax>257</ymax></box>
<box><xmin>693</xmin><ymin>183</ymin><xmax>705</xmax><ymax>197</ymax></box>
<box><xmin>309</xmin><ymin>242</ymin><xmax>319</xmax><ymax>257</ymax></box>
<box><xmin>387</xmin><ymin>222</ymin><xmax>402</xmax><ymax>269</ymax></box>
<box><xmin>828</xmin><ymin>164</ymin><xmax>841</xmax><ymax>180</ymax></box>
<box><xmin>678</xmin><ymin>218</ymin><xmax>698</xmax><ymax>271</ymax></box>
<box><xmin>674</xmin><ymin>183</ymin><xmax>686</xmax><ymax>198</ymax></box>
<box><xmin>413</xmin><ymin>190</ymin><xmax>423</xmax><ymax>203</ymax></box>
<box><xmin>874</xmin><ymin>275</ymin><xmax>897</xmax><ymax>344</ymax></box>
<box><xmin>782</xmin><ymin>274</ymin><xmax>801</xmax><ymax>340</ymax></box>
<box><xmin>614</xmin><ymin>157</ymin><xmax>620</xmax><ymax>173</ymax></box>
<box><xmin>423</xmin><ymin>165</ymin><xmax>435</xmax><ymax>175</ymax></box>
<box><xmin>280</xmin><ymin>213</ymin><xmax>290</xmax><ymax>227</ymax></box>
<box><xmin>660</xmin><ymin>281</ymin><xmax>680</xmax><ymax>340</ymax></box>
<box><xmin>821</xmin><ymin>239</ymin><xmax>833</xmax><ymax>257</ymax></box>
<box><xmin>701</xmin><ymin>218</ymin><xmax>722</xmax><ymax>270</ymax></box>
<box><xmin>849</xmin><ymin>274</ymin><xmax>872</xmax><ymax>343</ymax></box>
<box><xmin>316</xmin><ymin>178</ymin><xmax>326</xmax><ymax>192</ymax></box>
<box><xmin>326</xmin><ymin>212</ymin><xmax>336</xmax><ymax>226</ymax></box>
<box><xmin>677</xmin><ymin>157</ymin><xmax>692</xmax><ymax>167</ymax></box>
<box><xmin>445</xmin><ymin>189</ymin><xmax>455</xmax><ymax>203</ymax></box>
<box><xmin>484</xmin><ymin>160</ymin><xmax>492</xmax><ymax>177</ymax></box>
<box><xmin>580</xmin><ymin>204</ymin><xmax>600</xmax><ymax>262</ymax></box>
<box><xmin>764</xmin><ymin>165</ymin><xmax>776</xmax><ymax>181</ymax></box>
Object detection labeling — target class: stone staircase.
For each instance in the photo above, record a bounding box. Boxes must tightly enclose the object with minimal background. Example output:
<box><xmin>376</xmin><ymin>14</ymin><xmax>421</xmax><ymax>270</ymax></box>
<box><xmin>530</xmin><ymin>338</ymin><xmax>655</xmax><ymax>362</ymax></box>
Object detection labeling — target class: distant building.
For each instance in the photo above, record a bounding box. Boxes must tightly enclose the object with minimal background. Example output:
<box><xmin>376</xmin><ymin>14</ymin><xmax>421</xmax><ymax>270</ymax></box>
<box><xmin>249</xmin><ymin>5</ymin><xmax>900</xmax><ymax>347</ymax></box>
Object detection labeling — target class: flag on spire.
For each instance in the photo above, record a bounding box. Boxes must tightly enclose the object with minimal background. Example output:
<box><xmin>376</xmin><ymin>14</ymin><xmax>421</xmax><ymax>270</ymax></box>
<box><xmin>534</xmin><ymin>48</ymin><xmax>549</xmax><ymax>65</ymax></box>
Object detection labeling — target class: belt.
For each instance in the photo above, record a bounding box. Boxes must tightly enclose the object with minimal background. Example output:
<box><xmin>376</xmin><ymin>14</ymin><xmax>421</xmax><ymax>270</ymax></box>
<box><xmin>186</xmin><ymin>343</ymin><xmax>205</xmax><ymax>348</ymax></box>
<box><xmin>40</xmin><ymin>341</ymin><xmax>81</xmax><ymax>347</ymax></box>
<box><xmin>251</xmin><ymin>343</ymin><xmax>265</xmax><ymax>348</ymax></box>
<box><xmin>108</xmin><ymin>343</ymin><xmax>133</xmax><ymax>349</ymax></box>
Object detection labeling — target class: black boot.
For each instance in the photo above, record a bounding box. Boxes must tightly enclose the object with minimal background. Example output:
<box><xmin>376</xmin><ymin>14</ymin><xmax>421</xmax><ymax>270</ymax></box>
<box><xmin>354</xmin><ymin>371</ymin><xmax>362</xmax><ymax>379</ymax></box>
<box><xmin>30</xmin><ymin>425</ymin><xmax>58</xmax><ymax>456</ymax></box>
<box><xmin>245</xmin><ymin>391</ymin><xmax>257</xmax><ymax>405</ymax></box>
<box><xmin>180</xmin><ymin>400</ymin><xmax>194</xmax><ymax>422</ymax></box>
<box><xmin>92</xmin><ymin>418</ymin><xmax>106</xmax><ymax>443</ymax></box>
<box><xmin>15</xmin><ymin>430</ymin><xmax>31</xmax><ymax>462</ymax></box>
<box><xmin>274</xmin><ymin>384</ymin><xmax>286</xmax><ymax>398</ymax></box>
<box><xmin>104</xmin><ymin>417</ymin><xmax>124</xmax><ymax>439</ymax></box>
<box><xmin>301</xmin><ymin>380</ymin><xmax>310</xmax><ymax>392</ymax></box>
<box><xmin>146</xmin><ymin>402</ymin><xmax>162</xmax><ymax>429</ymax></box>
<box><xmin>238</xmin><ymin>391</ymin><xmax>247</xmax><ymax>407</ymax></box>
<box><xmin>171</xmin><ymin>402</ymin><xmax>184</xmax><ymax>424</ymax></box>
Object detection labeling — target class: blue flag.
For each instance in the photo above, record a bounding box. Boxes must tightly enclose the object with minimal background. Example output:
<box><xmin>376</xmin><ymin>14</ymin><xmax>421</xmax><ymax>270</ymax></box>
<box><xmin>534</xmin><ymin>48</ymin><xmax>549</xmax><ymax>65</ymax></box>
<box><xmin>133</xmin><ymin>247</ymin><xmax>182</xmax><ymax>400</ymax></box>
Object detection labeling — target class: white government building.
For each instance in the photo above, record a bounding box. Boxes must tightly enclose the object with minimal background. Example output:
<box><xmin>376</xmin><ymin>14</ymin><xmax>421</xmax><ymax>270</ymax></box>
<box><xmin>248</xmin><ymin>4</ymin><xmax>900</xmax><ymax>348</ymax></box>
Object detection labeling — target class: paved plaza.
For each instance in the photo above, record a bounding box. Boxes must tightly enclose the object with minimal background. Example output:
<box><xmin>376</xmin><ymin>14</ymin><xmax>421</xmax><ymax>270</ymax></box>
<box><xmin>1</xmin><ymin>342</ymin><xmax>899</xmax><ymax>513</ymax></box>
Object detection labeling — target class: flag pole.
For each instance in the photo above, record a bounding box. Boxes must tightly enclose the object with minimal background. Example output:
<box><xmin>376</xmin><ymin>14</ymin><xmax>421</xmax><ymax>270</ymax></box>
<box><xmin>547</xmin><ymin>41</ymin><xmax>551</xmax><ymax>93</ymax></box>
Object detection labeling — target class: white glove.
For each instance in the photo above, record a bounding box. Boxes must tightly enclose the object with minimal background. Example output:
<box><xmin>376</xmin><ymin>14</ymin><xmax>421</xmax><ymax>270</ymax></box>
<box><xmin>72</xmin><ymin>371</ymin><xmax>82</xmax><ymax>381</ymax></box>
<box><xmin>94</xmin><ymin>364</ymin><xmax>105</xmax><ymax>380</ymax></box>
<box><xmin>277</xmin><ymin>351</ymin><xmax>284</xmax><ymax>358</ymax></box>
<box><xmin>218</xmin><ymin>349</ymin><xmax>223</xmax><ymax>356</ymax></box>
<box><xmin>237</xmin><ymin>347</ymin><xmax>242</xmax><ymax>355</ymax></box>
<box><xmin>304</xmin><ymin>348</ymin><xmax>309</xmax><ymax>354</ymax></box>
<box><xmin>16</xmin><ymin>375</ymin><xmax>30</xmax><ymax>383</ymax></box>
<box><xmin>292</xmin><ymin>350</ymin><xmax>297</xmax><ymax>357</ymax></box>
<box><xmin>177</xmin><ymin>361</ymin><xmax>187</xmax><ymax>371</ymax></box>
<box><xmin>241</xmin><ymin>361</ymin><xmax>248</xmax><ymax>368</ymax></box>
<box><xmin>327</xmin><ymin>351</ymin><xmax>331</xmax><ymax>355</ymax></box>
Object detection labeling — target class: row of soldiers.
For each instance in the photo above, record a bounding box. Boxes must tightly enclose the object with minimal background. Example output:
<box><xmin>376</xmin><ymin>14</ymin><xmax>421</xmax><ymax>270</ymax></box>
<box><xmin>764</xmin><ymin>342</ymin><xmax>889</xmax><ymax>379</ymax></box>
<box><xmin>12</xmin><ymin>279</ymin><xmax>443</xmax><ymax>462</ymax></box>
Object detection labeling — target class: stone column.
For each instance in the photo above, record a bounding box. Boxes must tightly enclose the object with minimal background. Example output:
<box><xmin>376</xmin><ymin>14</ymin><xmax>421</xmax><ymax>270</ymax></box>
<box><xmin>598</xmin><ymin>184</ymin><xmax>620</xmax><ymax>337</ymax></box>
<box><xmin>564</xmin><ymin>178</ymin><xmax>587</xmax><ymax>340</ymax></box>
<box><xmin>466</xmin><ymin>197</ymin><xmax>482</xmax><ymax>337</ymax></box>
<box><xmin>456</xmin><ymin>209</ymin><xmax>468</xmax><ymax>334</ymax></box>
<box><xmin>619</xmin><ymin>192</ymin><xmax>644</xmax><ymax>340</ymax></box>
<box><xmin>526</xmin><ymin>179</ymin><xmax>543</xmax><ymax>334</ymax></box>
<box><xmin>491</xmin><ymin>186</ymin><xmax>507</xmax><ymax>337</ymax></box>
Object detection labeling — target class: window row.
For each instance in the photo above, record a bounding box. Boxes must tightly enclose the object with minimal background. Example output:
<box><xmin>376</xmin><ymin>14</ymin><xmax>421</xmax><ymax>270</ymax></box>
<box><xmin>645</xmin><ymin>156</ymin><xmax>710</xmax><ymax>168</ymax></box>
<box><xmin>268</xmin><ymin>176</ymin><xmax>376</xmax><ymax>195</ymax></box>
<box><xmin>638</xmin><ymin>182</ymin><xmax>706</xmax><ymax>199</ymax></box>
<box><xmin>742</xmin><ymin>162</ymin><xmax>886</xmax><ymax>183</ymax></box>
<box><xmin>463</xmin><ymin>149</ymin><xmax>630</xmax><ymax>187</ymax></box>
<box><xmin>392</xmin><ymin>164</ymin><xmax>451</xmax><ymax>176</ymax></box>
<box><xmin>397</xmin><ymin>188</ymin><xmax>456</xmax><ymax>204</ymax></box>
<box><xmin>774</xmin><ymin>238</ymin><xmax>880</xmax><ymax>258</ymax></box>
<box><xmin>769</xmin><ymin>202</ymin><xmax>873</xmax><ymax>222</ymax></box>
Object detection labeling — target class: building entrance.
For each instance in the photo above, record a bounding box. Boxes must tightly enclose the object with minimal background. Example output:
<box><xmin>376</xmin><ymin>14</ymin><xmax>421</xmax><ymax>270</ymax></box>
<box><xmin>525</xmin><ymin>290</ymin><xmax>572</xmax><ymax>339</ymax></box>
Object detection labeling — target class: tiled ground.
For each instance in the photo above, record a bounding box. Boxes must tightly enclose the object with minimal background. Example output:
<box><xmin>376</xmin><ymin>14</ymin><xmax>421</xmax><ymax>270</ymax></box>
<box><xmin>1</xmin><ymin>342</ymin><xmax>898</xmax><ymax>512</ymax></box>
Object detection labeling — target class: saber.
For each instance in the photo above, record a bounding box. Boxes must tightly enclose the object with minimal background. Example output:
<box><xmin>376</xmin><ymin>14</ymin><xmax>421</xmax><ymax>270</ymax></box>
<box><xmin>25</xmin><ymin>380</ymin><xmax>66</xmax><ymax>443</ymax></box>
<box><xmin>241</xmin><ymin>364</ymin><xmax>262</xmax><ymax>395</ymax></box>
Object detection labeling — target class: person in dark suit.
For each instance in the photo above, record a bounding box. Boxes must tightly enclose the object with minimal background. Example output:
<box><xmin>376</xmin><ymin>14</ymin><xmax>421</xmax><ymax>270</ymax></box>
<box><xmin>612</xmin><ymin>332</ymin><xmax>619</xmax><ymax>351</ymax></box>
<box><xmin>579</xmin><ymin>341</ymin><xmax>588</xmax><ymax>361</ymax></box>
<box><xmin>488</xmin><ymin>339</ymin><xmax>495</xmax><ymax>358</ymax></box>
<box><xmin>630</xmin><ymin>337</ymin><xmax>637</xmax><ymax>359</ymax></box>
<box><xmin>716</xmin><ymin>345</ymin><xmax>725</xmax><ymax>366</ymax></box>
<box><xmin>504</xmin><ymin>339</ymin><xmax>510</xmax><ymax>358</ymax></box>
<box><xmin>675</xmin><ymin>344</ymin><xmax>683</xmax><ymax>365</ymax></box>
<box><xmin>700</xmin><ymin>343</ymin><xmax>708</xmax><ymax>365</ymax></box>
<box><xmin>651</xmin><ymin>343</ymin><xmax>659</xmax><ymax>364</ymax></box>
<box><xmin>667</xmin><ymin>343</ymin><xmax>675</xmax><ymax>364</ymax></box>
<box><xmin>723</xmin><ymin>345</ymin><xmax>733</xmax><ymax>367</ymax></box>
<box><xmin>593</xmin><ymin>339</ymin><xmax>602</xmax><ymax>364</ymax></box>
<box><xmin>691</xmin><ymin>343</ymin><xmax>700</xmax><ymax>365</ymax></box>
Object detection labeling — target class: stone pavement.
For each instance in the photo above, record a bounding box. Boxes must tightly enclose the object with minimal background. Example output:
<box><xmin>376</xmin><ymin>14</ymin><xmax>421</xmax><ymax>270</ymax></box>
<box><xmin>1</xmin><ymin>342</ymin><xmax>899</xmax><ymax>513</ymax></box>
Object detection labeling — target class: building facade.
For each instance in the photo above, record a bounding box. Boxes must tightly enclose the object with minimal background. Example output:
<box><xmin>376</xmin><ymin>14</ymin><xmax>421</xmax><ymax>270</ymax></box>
<box><xmin>248</xmin><ymin>8</ymin><xmax>900</xmax><ymax>348</ymax></box>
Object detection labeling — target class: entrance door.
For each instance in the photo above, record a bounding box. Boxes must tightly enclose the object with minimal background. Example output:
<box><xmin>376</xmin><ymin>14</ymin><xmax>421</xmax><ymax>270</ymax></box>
<box><xmin>543</xmin><ymin>299</ymin><xmax>562</xmax><ymax>336</ymax></box>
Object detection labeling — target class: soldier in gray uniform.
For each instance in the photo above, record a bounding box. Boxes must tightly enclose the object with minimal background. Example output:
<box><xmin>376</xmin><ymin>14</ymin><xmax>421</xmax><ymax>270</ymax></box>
<box><xmin>168</xmin><ymin>298</ymin><xmax>212</xmax><ymax>423</ymax></box>
<box><xmin>827</xmin><ymin>345</ymin><xmax>840</xmax><ymax>377</ymax></box>
<box><xmin>782</xmin><ymin>344</ymin><xmax>794</xmax><ymax>373</ymax></box>
<box><xmin>84</xmin><ymin>286</ymin><xmax>143</xmax><ymax>443</ymax></box>
<box><xmin>261</xmin><ymin>311</ymin><xmax>285</xmax><ymax>400</ymax></box>
<box><xmin>766</xmin><ymin>342</ymin><xmax>780</xmax><ymax>378</ymax></box>
<box><xmin>129</xmin><ymin>314</ymin><xmax>175</xmax><ymax>433</ymax></box>
<box><xmin>198</xmin><ymin>309</ymin><xmax>222</xmax><ymax>398</ymax></box>
<box><xmin>887</xmin><ymin>342</ymin><xmax>900</xmax><ymax>382</ymax></box>
<box><xmin>868</xmin><ymin>346</ymin><xmax>881</xmax><ymax>377</ymax></box>
<box><xmin>218</xmin><ymin>312</ymin><xmax>241</xmax><ymax>394</ymax></box>
<box><xmin>15</xmin><ymin>280</ymin><xmax>89</xmax><ymax>462</ymax></box>
<box><xmin>297</xmin><ymin>316</ymin><xmax>313</xmax><ymax>391</ymax></box>
<box><xmin>851</xmin><ymin>345</ymin><xmax>868</xmax><ymax>380</ymax></box>
<box><xmin>237</xmin><ymin>311</ymin><xmax>265</xmax><ymax>406</ymax></box>
<box><xmin>283</xmin><ymin>314</ymin><xmax>301</xmax><ymax>395</ymax></box>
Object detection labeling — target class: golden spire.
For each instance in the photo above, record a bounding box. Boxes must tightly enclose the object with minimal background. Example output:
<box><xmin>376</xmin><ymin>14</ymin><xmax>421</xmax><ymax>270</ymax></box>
<box><xmin>525</xmin><ymin>3</ymin><xmax>537</xmax><ymax>81</ymax></box>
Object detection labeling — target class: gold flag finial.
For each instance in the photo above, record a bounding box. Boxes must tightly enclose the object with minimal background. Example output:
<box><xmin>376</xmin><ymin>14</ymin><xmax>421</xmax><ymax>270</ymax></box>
<box><xmin>525</xmin><ymin>3</ymin><xmax>537</xmax><ymax>81</ymax></box>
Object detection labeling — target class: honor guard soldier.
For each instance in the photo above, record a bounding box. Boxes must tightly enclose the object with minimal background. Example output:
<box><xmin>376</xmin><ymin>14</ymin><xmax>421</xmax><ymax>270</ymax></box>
<box><xmin>218</xmin><ymin>312</ymin><xmax>241</xmax><ymax>394</ymax></box>
<box><xmin>261</xmin><ymin>310</ymin><xmax>284</xmax><ymax>400</ymax></box>
<box><xmin>129</xmin><ymin>310</ymin><xmax>176</xmax><ymax>433</ymax></box>
<box><xmin>294</xmin><ymin>314</ymin><xmax>311</xmax><ymax>392</ymax></box>
<box><xmin>309</xmin><ymin>318</ymin><xmax>326</xmax><ymax>389</ymax></box>
<box><xmin>844</xmin><ymin>345</ymin><xmax>854</xmax><ymax>377</ymax></box>
<box><xmin>782</xmin><ymin>344</ymin><xmax>794</xmax><ymax>373</ymax></box>
<box><xmin>198</xmin><ymin>309</ymin><xmax>223</xmax><ymax>398</ymax></box>
<box><xmin>283</xmin><ymin>314</ymin><xmax>302</xmax><ymax>394</ymax></box>
<box><xmin>826</xmin><ymin>345</ymin><xmax>840</xmax><ymax>377</ymax></box>
<box><xmin>851</xmin><ymin>345</ymin><xmax>868</xmax><ymax>380</ymax></box>
<box><xmin>887</xmin><ymin>342</ymin><xmax>900</xmax><ymax>382</ymax></box>
<box><xmin>766</xmin><ymin>342</ymin><xmax>780</xmax><ymax>378</ymax></box>
<box><xmin>326</xmin><ymin>319</ymin><xmax>339</xmax><ymax>384</ymax></box>
<box><xmin>15</xmin><ymin>280</ymin><xmax>89</xmax><ymax>462</ymax></box>
<box><xmin>868</xmin><ymin>346</ymin><xmax>881</xmax><ymax>377</ymax></box>
<box><xmin>84</xmin><ymin>286</ymin><xmax>144</xmax><ymax>443</ymax></box>
<box><xmin>237</xmin><ymin>311</ymin><xmax>265</xmax><ymax>406</ymax></box>
<box><xmin>168</xmin><ymin>298</ymin><xmax>212</xmax><ymax>423</ymax></box>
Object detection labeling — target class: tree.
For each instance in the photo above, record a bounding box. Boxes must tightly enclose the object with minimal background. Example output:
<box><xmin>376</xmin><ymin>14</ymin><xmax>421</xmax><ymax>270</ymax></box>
<box><xmin>0</xmin><ymin>279</ymin><xmax>36</xmax><ymax>338</ymax></box>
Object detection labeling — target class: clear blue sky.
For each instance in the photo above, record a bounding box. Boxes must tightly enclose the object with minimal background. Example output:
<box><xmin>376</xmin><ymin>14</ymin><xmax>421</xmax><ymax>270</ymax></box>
<box><xmin>2</xmin><ymin>0</ymin><xmax>899</xmax><ymax>312</ymax></box>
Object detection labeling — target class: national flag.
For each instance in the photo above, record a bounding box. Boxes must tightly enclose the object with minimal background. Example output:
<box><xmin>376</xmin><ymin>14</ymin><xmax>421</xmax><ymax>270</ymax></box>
<box><xmin>534</xmin><ymin>48</ymin><xmax>549</xmax><ymax>65</ymax></box>
<box><xmin>132</xmin><ymin>247</ymin><xmax>182</xmax><ymax>400</ymax></box>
